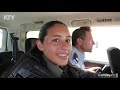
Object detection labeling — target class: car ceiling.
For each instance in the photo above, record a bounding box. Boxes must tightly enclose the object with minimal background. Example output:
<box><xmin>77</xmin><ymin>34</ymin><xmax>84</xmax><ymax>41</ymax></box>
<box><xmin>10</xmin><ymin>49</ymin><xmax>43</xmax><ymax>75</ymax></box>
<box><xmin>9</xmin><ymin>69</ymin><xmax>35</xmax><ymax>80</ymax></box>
<box><xmin>0</xmin><ymin>12</ymin><xmax>120</xmax><ymax>29</ymax></box>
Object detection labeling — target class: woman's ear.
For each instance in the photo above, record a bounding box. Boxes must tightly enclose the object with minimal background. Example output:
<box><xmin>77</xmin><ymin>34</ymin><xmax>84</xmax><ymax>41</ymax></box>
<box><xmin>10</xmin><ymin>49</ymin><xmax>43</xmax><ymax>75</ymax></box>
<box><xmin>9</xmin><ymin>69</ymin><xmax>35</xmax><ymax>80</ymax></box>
<box><xmin>36</xmin><ymin>39</ymin><xmax>44</xmax><ymax>51</ymax></box>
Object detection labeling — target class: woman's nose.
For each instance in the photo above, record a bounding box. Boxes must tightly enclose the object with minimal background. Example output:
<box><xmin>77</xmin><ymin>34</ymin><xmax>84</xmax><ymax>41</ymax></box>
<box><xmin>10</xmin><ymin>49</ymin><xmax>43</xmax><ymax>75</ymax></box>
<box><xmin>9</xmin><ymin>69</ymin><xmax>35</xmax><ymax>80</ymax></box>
<box><xmin>61</xmin><ymin>41</ymin><xmax>69</xmax><ymax>50</ymax></box>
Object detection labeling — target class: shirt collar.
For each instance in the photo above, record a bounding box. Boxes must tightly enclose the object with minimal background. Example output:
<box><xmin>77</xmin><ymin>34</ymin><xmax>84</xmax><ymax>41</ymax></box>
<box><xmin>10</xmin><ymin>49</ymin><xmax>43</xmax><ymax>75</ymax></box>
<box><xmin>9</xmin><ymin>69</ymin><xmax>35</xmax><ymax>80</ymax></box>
<box><xmin>73</xmin><ymin>46</ymin><xmax>85</xmax><ymax>57</ymax></box>
<box><xmin>42</xmin><ymin>55</ymin><xmax>63</xmax><ymax>77</ymax></box>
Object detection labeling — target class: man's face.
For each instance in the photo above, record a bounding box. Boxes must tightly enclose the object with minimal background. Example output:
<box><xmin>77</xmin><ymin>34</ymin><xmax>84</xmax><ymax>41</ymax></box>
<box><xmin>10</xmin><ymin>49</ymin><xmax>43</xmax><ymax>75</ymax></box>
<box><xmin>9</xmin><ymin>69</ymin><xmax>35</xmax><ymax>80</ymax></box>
<box><xmin>38</xmin><ymin>24</ymin><xmax>72</xmax><ymax>66</ymax></box>
<box><xmin>81</xmin><ymin>31</ymin><xmax>95</xmax><ymax>52</ymax></box>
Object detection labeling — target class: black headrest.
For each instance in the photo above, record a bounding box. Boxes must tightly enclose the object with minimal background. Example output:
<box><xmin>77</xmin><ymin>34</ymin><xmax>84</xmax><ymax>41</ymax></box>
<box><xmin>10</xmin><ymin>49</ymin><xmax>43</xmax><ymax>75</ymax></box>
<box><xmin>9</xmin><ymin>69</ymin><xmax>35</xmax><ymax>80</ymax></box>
<box><xmin>107</xmin><ymin>47</ymin><xmax>120</xmax><ymax>74</ymax></box>
<box><xmin>0</xmin><ymin>51</ymin><xmax>12</xmax><ymax>66</ymax></box>
<box><xmin>25</xmin><ymin>38</ymin><xmax>38</xmax><ymax>53</ymax></box>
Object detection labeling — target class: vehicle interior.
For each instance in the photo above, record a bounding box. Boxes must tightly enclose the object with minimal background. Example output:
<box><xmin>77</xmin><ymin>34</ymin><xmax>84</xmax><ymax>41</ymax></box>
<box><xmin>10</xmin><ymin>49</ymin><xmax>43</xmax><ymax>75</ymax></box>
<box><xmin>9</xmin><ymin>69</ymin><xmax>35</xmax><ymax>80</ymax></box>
<box><xmin>0</xmin><ymin>12</ymin><xmax>120</xmax><ymax>77</ymax></box>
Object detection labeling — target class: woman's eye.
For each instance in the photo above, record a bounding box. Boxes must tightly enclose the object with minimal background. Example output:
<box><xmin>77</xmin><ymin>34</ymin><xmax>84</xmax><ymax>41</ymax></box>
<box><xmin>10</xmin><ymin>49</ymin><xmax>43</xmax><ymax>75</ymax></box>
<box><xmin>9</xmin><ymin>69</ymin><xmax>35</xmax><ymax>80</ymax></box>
<box><xmin>53</xmin><ymin>39</ymin><xmax>60</xmax><ymax>42</ymax></box>
<box><xmin>66</xmin><ymin>39</ymin><xmax>71</xmax><ymax>44</ymax></box>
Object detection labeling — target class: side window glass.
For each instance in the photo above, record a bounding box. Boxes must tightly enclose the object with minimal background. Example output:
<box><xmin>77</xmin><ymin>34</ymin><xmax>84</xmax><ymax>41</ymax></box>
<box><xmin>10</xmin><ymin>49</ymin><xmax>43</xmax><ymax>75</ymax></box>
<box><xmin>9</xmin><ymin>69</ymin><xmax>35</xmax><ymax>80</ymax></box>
<box><xmin>0</xmin><ymin>29</ymin><xmax>3</xmax><ymax>48</ymax></box>
<box><xmin>85</xmin><ymin>26</ymin><xmax>120</xmax><ymax>63</ymax></box>
<box><xmin>0</xmin><ymin>27</ymin><xmax>7</xmax><ymax>52</ymax></box>
<box><xmin>26</xmin><ymin>31</ymin><xmax>39</xmax><ymax>39</ymax></box>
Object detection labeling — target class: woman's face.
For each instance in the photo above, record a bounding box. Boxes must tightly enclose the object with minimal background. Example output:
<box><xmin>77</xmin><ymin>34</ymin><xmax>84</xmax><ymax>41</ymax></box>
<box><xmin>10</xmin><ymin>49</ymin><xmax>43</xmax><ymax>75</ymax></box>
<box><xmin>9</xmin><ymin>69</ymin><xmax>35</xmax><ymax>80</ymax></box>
<box><xmin>38</xmin><ymin>24</ymin><xmax>72</xmax><ymax>66</ymax></box>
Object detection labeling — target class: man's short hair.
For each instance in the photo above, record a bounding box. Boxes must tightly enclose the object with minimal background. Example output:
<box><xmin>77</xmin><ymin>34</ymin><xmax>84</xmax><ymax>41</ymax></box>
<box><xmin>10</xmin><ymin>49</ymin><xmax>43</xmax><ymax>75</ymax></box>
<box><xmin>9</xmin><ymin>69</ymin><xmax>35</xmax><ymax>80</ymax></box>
<box><xmin>72</xmin><ymin>26</ymin><xmax>91</xmax><ymax>46</ymax></box>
